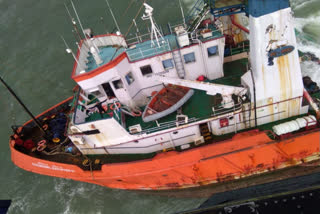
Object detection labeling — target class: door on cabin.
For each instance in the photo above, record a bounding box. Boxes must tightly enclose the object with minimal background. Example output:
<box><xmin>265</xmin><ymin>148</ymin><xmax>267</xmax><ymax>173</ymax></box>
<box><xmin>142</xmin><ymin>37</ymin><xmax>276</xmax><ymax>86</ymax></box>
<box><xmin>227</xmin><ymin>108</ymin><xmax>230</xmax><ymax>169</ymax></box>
<box><xmin>102</xmin><ymin>82</ymin><xmax>116</xmax><ymax>99</ymax></box>
<box><xmin>110</xmin><ymin>79</ymin><xmax>131</xmax><ymax>105</ymax></box>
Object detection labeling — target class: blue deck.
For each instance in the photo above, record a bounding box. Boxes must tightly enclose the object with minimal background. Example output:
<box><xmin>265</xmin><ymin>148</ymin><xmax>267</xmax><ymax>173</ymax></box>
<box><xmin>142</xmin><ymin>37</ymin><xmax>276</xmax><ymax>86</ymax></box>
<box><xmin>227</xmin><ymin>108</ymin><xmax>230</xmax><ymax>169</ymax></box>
<box><xmin>85</xmin><ymin>46</ymin><xmax>125</xmax><ymax>72</ymax></box>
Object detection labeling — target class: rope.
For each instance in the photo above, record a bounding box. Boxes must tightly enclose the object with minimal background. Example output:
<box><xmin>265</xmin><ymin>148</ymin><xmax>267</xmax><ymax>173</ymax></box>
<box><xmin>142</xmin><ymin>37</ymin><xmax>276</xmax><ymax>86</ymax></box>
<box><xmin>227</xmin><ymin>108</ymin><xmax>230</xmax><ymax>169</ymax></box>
<box><xmin>122</xmin><ymin>0</ymin><xmax>136</xmax><ymax>18</ymax></box>
<box><xmin>124</xmin><ymin>0</ymin><xmax>147</xmax><ymax>38</ymax></box>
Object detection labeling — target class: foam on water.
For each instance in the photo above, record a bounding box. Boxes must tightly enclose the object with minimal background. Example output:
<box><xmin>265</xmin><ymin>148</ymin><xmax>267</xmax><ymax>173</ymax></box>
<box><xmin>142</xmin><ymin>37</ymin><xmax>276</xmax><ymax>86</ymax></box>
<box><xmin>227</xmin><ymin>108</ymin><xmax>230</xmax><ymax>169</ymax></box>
<box><xmin>291</xmin><ymin>0</ymin><xmax>320</xmax><ymax>83</ymax></box>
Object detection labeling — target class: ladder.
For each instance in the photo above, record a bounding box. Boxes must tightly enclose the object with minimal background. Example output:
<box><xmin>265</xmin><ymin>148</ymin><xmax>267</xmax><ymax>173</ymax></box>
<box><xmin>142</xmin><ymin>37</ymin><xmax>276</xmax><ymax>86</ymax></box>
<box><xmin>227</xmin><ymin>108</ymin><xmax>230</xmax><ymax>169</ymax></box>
<box><xmin>172</xmin><ymin>49</ymin><xmax>186</xmax><ymax>79</ymax></box>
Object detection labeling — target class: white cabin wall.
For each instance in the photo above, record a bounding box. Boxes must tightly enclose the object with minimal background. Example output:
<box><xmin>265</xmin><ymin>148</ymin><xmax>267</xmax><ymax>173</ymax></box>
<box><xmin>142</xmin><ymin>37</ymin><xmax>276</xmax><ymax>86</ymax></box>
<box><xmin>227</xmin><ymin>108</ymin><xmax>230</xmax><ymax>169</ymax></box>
<box><xmin>180</xmin><ymin>45</ymin><xmax>206</xmax><ymax>80</ymax></box>
<box><xmin>210</xmin><ymin>114</ymin><xmax>241</xmax><ymax>135</ymax></box>
<box><xmin>77</xmin><ymin>66</ymin><xmax>119</xmax><ymax>90</ymax></box>
<box><xmin>203</xmin><ymin>38</ymin><xmax>225</xmax><ymax>80</ymax></box>
<box><xmin>128</xmin><ymin>52</ymin><xmax>180</xmax><ymax>105</ymax></box>
<box><xmin>105</xmin><ymin>125</ymin><xmax>201</xmax><ymax>154</ymax></box>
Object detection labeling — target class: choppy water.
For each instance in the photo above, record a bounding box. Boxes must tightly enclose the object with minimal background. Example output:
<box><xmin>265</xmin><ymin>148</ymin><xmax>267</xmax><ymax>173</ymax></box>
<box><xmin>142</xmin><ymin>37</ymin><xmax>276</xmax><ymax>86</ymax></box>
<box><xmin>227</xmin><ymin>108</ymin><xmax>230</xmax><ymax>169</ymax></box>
<box><xmin>0</xmin><ymin>0</ymin><xmax>319</xmax><ymax>213</ymax></box>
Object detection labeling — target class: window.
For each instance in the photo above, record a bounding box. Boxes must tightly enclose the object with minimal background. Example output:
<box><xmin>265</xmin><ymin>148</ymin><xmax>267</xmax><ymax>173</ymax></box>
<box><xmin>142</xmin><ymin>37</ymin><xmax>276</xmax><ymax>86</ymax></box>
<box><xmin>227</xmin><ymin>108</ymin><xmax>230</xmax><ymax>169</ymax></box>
<box><xmin>183</xmin><ymin>52</ymin><xmax>196</xmax><ymax>64</ymax></box>
<box><xmin>125</xmin><ymin>72</ymin><xmax>135</xmax><ymax>85</ymax></box>
<box><xmin>207</xmin><ymin>46</ymin><xmax>218</xmax><ymax>57</ymax></box>
<box><xmin>112</xmin><ymin>79</ymin><xmax>124</xmax><ymax>89</ymax></box>
<box><xmin>89</xmin><ymin>87</ymin><xmax>102</xmax><ymax>97</ymax></box>
<box><xmin>162</xmin><ymin>59</ymin><xmax>174</xmax><ymax>70</ymax></box>
<box><xmin>140</xmin><ymin>65</ymin><xmax>153</xmax><ymax>76</ymax></box>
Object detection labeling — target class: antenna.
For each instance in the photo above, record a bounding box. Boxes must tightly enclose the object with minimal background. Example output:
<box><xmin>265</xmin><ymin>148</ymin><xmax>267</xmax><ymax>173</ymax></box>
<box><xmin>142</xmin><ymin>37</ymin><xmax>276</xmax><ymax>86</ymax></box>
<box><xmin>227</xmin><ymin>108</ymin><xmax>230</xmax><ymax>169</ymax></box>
<box><xmin>141</xmin><ymin>3</ymin><xmax>164</xmax><ymax>48</ymax></box>
<box><xmin>61</xmin><ymin>35</ymin><xmax>84</xmax><ymax>71</ymax></box>
<box><xmin>64</xmin><ymin>3</ymin><xmax>82</xmax><ymax>42</ymax></box>
<box><xmin>105</xmin><ymin>0</ymin><xmax>121</xmax><ymax>34</ymax></box>
<box><xmin>70</xmin><ymin>0</ymin><xmax>87</xmax><ymax>39</ymax></box>
<box><xmin>179</xmin><ymin>0</ymin><xmax>186</xmax><ymax>27</ymax></box>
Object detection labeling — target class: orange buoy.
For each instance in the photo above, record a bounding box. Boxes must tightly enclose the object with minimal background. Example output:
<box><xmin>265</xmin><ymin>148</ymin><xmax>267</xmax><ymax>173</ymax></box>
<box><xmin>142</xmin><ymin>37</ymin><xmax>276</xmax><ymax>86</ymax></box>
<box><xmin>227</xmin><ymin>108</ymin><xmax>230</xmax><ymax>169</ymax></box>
<box><xmin>110</xmin><ymin>102</ymin><xmax>121</xmax><ymax>110</ymax></box>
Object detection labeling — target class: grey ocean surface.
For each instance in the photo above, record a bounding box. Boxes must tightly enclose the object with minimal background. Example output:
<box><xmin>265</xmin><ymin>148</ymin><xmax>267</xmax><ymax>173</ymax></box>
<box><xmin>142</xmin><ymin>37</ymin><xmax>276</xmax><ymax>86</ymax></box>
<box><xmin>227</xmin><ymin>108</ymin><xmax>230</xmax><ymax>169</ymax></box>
<box><xmin>0</xmin><ymin>0</ymin><xmax>319</xmax><ymax>213</ymax></box>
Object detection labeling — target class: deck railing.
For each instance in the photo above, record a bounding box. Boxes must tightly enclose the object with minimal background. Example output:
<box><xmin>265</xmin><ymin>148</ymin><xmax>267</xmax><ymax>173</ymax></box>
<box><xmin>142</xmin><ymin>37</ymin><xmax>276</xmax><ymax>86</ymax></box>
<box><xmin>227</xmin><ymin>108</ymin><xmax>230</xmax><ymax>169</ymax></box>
<box><xmin>126</xmin><ymin>38</ymin><xmax>171</xmax><ymax>61</ymax></box>
<box><xmin>135</xmin><ymin>99</ymin><xmax>243</xmax><ymax>135</ymax></box>
<box><xmin>224</xmin><ymin>41</ymin><xmax>250</xmax><ymax>57</ymax></box>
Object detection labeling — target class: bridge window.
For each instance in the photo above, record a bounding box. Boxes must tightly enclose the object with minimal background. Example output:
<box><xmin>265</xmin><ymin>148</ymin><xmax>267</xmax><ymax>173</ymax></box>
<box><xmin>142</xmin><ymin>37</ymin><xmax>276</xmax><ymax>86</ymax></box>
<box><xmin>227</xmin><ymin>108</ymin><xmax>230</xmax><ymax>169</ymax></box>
<box><xmin>125</xmin><ymin>72</ymin><xmax>135</xmax><ymax>85</ymax></box>
<box><xmin>183</xmin><ymin>52</ymin><xmax>196</xmax><ymax>64</ymax></box>
<box><xmin>207</xmin><ymin>46</ymin><xmax>218</xmax><ymax>57</ymax></box>
<box><xmin>162</xmin><ymin>59</ymin><xmax>174</xmax><ymax>70</ymax></box>
<box><xmin>140</xmin><ymin>65</ymin><xmax>153</xmax><ymax>76</ymax></box>
<box><xmin>112</xmin><ymin>79</ymin><xmax>124</xmax><ymax>89</ymax></box>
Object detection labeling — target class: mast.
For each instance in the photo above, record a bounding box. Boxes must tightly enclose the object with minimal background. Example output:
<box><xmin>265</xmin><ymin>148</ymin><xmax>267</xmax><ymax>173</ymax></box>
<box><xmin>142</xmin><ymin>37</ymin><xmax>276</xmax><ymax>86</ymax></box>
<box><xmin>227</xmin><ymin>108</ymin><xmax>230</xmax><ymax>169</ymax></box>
<box><xmin>105</xmin><ymin>0</ymin><xmax>121</xmax><ymax>33</ymax></box>
<box><xmin>141</xmin><ymin>3</ymin><xmax>164</xmax><ymax>48</ymax></box>
<box><xmin>178</xmin><ymin>0</ymin><xmax>186</xmax><ymax>27</ymax></box>
<box><xmin>0</xmin><ymin>76</ymin><xmax>47</xmax><ymax>135</ymax></box>
<box><xmin>64</xmin><ymin>3</ymin><xmax>82</xmax><ymax>42</ymax></box>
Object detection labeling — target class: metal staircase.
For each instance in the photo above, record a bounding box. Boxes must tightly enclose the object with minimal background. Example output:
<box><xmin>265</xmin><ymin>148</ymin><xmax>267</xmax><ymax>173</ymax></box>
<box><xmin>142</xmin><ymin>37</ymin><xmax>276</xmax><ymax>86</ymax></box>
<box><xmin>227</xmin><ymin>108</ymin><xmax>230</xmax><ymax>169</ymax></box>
<box><xmin>185</xmin><ymin>0</ymin><xmax>248</xmax><ymax>30</ymax></box>
<box><xmin>185</xmin><ymin>0</ymin><xmax>210</xmax><ymax>32</ymax></box>
<box><xmin>199</xmin><ymin>123</ymin><xmax>213</xmax><ymax>142</ymax></box>
<box><xmin>172</xmin><ymin>49</ymin><xmax>186</xmax><ymax>79</ymax></box>
<box><xmin>208</xmin><ymin>0</ymin><xmax>247</xmax><ymax>17</ymax></box>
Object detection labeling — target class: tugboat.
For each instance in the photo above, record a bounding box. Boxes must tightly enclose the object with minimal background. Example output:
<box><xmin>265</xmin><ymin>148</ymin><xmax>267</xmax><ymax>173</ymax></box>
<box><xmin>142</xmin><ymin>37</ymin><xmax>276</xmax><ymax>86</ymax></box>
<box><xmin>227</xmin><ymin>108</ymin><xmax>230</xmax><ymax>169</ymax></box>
<box><xmin>7</xmin><ymin>0</ymin><xmax>320</xmax><ymax>191</ymax></box>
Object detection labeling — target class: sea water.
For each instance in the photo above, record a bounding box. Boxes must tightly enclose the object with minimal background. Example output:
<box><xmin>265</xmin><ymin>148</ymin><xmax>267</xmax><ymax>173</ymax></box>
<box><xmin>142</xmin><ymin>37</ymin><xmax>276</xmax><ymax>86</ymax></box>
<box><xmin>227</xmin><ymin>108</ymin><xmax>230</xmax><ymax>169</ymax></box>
<box><xmin>0</xmin><ymin>0</ymin><xmax>319</xmax><ymax>213</ymax></box>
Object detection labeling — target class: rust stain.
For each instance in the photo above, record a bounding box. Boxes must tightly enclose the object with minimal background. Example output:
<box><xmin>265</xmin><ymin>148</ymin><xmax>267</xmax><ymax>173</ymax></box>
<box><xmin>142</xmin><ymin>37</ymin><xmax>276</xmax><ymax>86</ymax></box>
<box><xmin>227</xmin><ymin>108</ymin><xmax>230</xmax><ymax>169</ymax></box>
<box><xmin>261</xmin><ymin>65</ymin><xmax>267</xmax><ymax>97</ymax></box>
<box><xmin>277</xmin><ymin>55</ymin><xmax>292</xmax><ymax>119</ymax></box>
<box><xmin>95</xmin><ymin>134</ymin><xmax>103</xmax><ymax>144</ymax></box>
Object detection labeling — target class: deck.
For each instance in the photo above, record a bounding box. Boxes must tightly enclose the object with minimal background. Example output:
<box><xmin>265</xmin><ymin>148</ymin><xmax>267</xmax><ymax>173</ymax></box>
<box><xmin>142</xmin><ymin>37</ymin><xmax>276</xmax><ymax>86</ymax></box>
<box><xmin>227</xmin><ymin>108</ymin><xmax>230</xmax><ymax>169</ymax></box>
<box><xmin>126</xmin><ymin>24</ymin><xmax>223</xmax><ymax>62</ymax></box>
<box><xmin>85</xmin><ymin>46</ymin><xmax>125</xmax><ymax>73</ymax></box>
<box><xmin>125</xmin><ymin>58</ymin><xmax>248</xmax><ymax>133</ymax></box>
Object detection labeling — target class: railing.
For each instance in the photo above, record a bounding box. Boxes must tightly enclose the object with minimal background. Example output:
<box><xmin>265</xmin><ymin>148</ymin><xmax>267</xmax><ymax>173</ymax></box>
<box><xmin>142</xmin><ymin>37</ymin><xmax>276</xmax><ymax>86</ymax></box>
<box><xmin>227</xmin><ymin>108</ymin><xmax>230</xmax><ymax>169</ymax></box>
<box><xmin>126</xmin><ymin>38</ymin><xmax>171</xmax><ymax>61</ymax></box>
<box><xmin>133</xmin><ymin>99</ymin><xmax>244</xmax><ymax>135</ymax></box>
<box><xmin>224</xmin><ymin>41</ymin><xmax>250</xmax><ymax>57</ymax></box>
<box><xmin>75</xmin><ymin>34</ymin><xmax>127</xmax><ymax>75</ymax></box>
<box><xmin>125</xmin><ymin>27</ymin><xmax>166</xmax><ymax>47</ymax></box>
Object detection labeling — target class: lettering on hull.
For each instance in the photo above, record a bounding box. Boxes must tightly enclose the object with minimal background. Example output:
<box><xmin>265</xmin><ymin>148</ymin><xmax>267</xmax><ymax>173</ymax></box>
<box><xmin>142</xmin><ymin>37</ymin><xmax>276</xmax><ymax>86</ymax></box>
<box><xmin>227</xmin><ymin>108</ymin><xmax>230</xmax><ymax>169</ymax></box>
<box><xmin>32</xmin><ymin>162</ymin><xmax>75</xmax><ymax>173</ymax></box>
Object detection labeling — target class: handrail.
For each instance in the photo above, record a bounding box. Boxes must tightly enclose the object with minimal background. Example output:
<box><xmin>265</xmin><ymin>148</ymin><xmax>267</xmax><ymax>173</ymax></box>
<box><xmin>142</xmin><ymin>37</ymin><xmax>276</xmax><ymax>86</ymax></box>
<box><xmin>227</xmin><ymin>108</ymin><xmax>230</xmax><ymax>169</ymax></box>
<box><xmin>126</xmin><ymin>38</ymin><xmax>171</xmax><ymax>61</ymax></box>
<box><xmin>130</xmin><ymin>99</ymin><xmax>244</xmax><ymax>135</ymax></box>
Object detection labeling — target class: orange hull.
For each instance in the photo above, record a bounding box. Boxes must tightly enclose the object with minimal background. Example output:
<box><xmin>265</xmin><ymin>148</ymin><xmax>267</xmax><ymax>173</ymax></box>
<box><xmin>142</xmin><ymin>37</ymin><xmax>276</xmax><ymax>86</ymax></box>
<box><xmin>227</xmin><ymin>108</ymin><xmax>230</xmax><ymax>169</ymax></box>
<box><xmin>10</xmin><ymin>127</ymin><xmax>320</xmax><ymax>190</ymax></box>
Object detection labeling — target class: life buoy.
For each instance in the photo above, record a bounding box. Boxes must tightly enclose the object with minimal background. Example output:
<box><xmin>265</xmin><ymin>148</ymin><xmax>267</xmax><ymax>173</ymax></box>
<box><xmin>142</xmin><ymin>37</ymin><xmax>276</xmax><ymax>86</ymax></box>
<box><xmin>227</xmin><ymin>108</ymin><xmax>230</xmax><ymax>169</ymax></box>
<box><xmin>42</xmin><ymin>124</ymin><xmax>49</xmax><ymax>130</ymax></box>
<box><xmin>37</xmin><ymin>144</ymin><xmax>47</xmax><ymax>152</ymax></box>
<box><xmin>37</xmin><ymin>140</ymin><xmax>47</xmax><ymax>151</ymax></box>
<box><xmin>131</xmin><ymin>110</ymin><xmax>142</xmax><ymax>117</ymax></box>
<box><xmin>38</xmin><ymin>140</ymin><xmax>46</xmax><ymax>146</ymax></box>
<box><xmin>110</xmin><ymin>102</ymin><xmax>121</xmax><ymax>110</ymax></box>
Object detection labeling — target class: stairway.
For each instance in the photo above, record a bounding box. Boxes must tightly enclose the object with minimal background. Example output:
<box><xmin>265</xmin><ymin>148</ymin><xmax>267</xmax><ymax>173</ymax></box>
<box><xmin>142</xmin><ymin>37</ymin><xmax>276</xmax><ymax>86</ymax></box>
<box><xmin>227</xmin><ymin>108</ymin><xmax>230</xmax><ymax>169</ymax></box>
<box><xmin>172</xmin><ymin>49</ymin><xmax>186</xmax><ymax>79</ymax></box>
<box><xmin>185</xmin><ymin>0</ymin><xmax>206</xmax><ymax>24</ymax></box>
<box><xmin>199</xmin><ymin>123</ymin><xmax>213</xmax><ymax>142</ymax></box>
<box><xmin>184</xmin><ymin>0</ymin><xmax>212</xmax><ymax>33</ymax></box>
